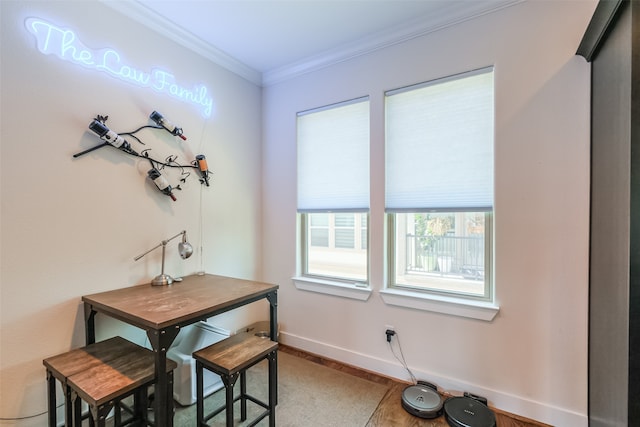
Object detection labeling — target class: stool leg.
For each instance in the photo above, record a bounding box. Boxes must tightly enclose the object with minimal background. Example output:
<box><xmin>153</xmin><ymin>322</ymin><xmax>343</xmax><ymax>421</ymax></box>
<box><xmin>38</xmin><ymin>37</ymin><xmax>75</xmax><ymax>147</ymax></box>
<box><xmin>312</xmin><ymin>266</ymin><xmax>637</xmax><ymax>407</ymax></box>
<box><xmin>132</xmin><ymin>384</ymin><xmax>149</xmax><ymax>425</ymax></box>
<box><xmin>220</xmin><ymin>373</ymin><xmax>238</xmax><ymax>427</ymax></box>
<box><xmin>196</xmin><ymin>361</ymin><xmax>204</xmax><ymax>427</ymax></box>
<box><xmin>71</xmin><ymin>390</ymin><xmax>82</xmax><ymax>427</ymax></box>
<box><xmin>225</xmin><ymin>378</ymin><xmax>234</xmax><ymax>427</ymax></box>
<box><xmin>94</xmin><ymin>406</ymin><xmax>106</xmax><ymax>427</ymax></box>
<box><xmin>65</xmin><ymin>383</ymin><xmax>75</xmax><ymax>427</ymax></box>
<box><xmin>222</xmin><ymin>373</ymin><xmax>240</xmax><ymax>427</ymax></box>
<box><xmin>114</xmin><ymin>401</ymin><xmax>122</xmax><ymax>426</ymax></box>
<box><xmin>90</xmin><ymin>405</ymin><xmax>100</xmax><ymax>427</ymax></box>
<box><xmin>240</xmin><ymin>370</ymin><xmax>247</xmax><ymax>421</ymax></box>
<box><xmin>268</xmin><ymin>351</ymin><xmax>277</xmax><ymax>427</ymax></box>
<box><xmin>132</xmin><ymin>388</ymin><xmax>141</xmax><ymax>424</ymax></box>
<box><xmin>140</xmin><ymin>386</ymin><xmax>149</xmax><ymax>425</ymax></box>
<box><xmin>168</xmin><ymin>371</ymin><xmax>175</xmax><ymax>422</ymax></box>
<box><xmin>46</xmin><ymin>371</ymin><xmax>57</xmax><ymax>427</ymax></box>
<box><xmin>92</xmin><ymin>403</ymin><xmax>114</xmax><ymax>427</ymax></box>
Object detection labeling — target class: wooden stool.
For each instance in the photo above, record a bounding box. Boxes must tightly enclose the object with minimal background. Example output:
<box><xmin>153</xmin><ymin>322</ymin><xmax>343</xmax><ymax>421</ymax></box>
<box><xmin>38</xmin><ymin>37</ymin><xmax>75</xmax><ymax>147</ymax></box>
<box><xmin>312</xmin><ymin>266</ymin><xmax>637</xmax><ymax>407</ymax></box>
<box><xmin>193</xmin><ymin>333</ymin><xmax>278</xmax><ymax>427</ymax></box>
<box><xmin>43</xmin><ymin>336</ymin><xmax>177</xmax><ymax>427</ymax></box>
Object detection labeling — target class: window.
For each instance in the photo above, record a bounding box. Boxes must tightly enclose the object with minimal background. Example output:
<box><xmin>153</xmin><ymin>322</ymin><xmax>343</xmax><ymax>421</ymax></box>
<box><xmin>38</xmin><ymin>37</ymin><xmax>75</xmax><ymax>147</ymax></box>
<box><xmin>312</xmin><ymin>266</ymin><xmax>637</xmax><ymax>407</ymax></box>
<box><xmin>303</xmin><ymin>212</ymin><xmax>368</xmax><ymax>282</ymax></box>
<box><xmin>385</xmin><ymin>67</ymin><xmax>494</xmax><ymax>302</ymax></box>
<box><xmin>297</xmin><ymin>98</ymin><xmax>370</xmax><ymax>285</ymax></box>
<box><xmin>389</xmin><ymin>212</ymin><xmax>492</xmax><ymax>299</ymax></box>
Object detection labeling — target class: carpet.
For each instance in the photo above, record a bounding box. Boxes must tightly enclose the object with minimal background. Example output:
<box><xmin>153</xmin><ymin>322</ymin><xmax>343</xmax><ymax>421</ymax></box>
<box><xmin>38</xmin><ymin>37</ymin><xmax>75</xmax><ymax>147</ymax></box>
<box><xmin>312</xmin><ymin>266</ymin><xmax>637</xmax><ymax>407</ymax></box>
<box><xmin>172</xmin><ymin>351</ymin><xmax>389</xmax><ymax>426</ymax></box>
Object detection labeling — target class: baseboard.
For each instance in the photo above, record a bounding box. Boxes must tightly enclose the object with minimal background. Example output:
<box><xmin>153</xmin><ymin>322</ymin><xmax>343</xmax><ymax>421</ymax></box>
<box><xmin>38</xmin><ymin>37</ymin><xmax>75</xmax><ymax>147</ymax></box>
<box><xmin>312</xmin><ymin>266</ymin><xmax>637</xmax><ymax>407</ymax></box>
<box><xmin>279</xmin><ymin>331</ymin><xmax>587</xmax><ymax>427</ymax></box>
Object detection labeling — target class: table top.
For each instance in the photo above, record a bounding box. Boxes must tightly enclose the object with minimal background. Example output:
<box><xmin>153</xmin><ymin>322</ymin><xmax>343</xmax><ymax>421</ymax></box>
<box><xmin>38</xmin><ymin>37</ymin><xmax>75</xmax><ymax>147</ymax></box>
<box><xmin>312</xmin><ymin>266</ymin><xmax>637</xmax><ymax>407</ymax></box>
<box><xmin>82</xmin><ymin>274</ymin><xmax>278</xmax><ymax>330</ymax></box>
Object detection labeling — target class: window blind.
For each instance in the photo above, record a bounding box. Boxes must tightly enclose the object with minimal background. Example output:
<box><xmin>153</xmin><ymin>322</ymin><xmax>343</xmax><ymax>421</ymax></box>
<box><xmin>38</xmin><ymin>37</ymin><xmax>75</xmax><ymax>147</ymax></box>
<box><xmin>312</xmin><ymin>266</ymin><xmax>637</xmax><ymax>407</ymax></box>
<box><xmin>297</xmin><ymin>97</ymin><xmax>370</xmax><ymax>212</ymax></box>
<box><xmin>385</xmin><ymin>67</ymin><xmax>494</xmax><ymax>212</ymax></box>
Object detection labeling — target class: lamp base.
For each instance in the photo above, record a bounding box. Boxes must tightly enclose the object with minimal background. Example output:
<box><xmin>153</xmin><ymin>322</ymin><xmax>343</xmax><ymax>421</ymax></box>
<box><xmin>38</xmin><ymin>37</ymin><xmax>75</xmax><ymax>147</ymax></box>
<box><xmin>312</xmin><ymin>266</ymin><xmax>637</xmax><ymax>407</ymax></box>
<box><xmin>151</xmin><ymin>274</ymin><xmax>174</xmax><ymax>286</ymax></box>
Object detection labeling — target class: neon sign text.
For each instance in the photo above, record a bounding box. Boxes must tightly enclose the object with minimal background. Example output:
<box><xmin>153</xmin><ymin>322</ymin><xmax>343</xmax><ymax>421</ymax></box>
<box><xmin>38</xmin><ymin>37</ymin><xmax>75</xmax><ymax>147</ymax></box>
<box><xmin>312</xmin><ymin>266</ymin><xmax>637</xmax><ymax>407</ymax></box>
<box><xmin>25</xmin><ymin>18</ymin><xmax>213</xmax><ymax>117</ymax></box>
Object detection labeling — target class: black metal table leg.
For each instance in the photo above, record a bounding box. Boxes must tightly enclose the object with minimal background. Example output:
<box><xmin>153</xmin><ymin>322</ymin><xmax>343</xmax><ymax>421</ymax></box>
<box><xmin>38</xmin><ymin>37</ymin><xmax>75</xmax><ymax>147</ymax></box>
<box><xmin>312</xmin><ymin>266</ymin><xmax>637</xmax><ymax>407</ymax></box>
<box><xmin>84</xmin><ymin>303</ymin><xmax>96</xmax><ymax>345</ymax></box>
<box><xmin>147</xmin><ymin>327</ymin><xmax>179</xmax><ymax>427</ymax></box>
<box><xmin>267</xmin><ymin>291</ymin><xmax>278</xmax><ymax>405</ymax></box>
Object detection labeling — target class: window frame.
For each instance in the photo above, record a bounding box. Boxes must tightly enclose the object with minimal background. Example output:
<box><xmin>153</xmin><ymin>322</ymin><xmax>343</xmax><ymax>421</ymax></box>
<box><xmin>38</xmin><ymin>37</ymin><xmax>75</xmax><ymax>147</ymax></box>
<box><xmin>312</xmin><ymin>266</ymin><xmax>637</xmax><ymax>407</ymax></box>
<box><xmin>386</xmin><ymin>211</ymin><xmax>494</xmax><ymax>303</ymax></box>
<box><xmin>295</xmin><ymin>213</ymin><xmax>372</xmax><ymax>301</ymax></box>
<box><xmin>299</xmin><ymin>212</ymin><xmax>369</xmax><ymax>286</ymax></box>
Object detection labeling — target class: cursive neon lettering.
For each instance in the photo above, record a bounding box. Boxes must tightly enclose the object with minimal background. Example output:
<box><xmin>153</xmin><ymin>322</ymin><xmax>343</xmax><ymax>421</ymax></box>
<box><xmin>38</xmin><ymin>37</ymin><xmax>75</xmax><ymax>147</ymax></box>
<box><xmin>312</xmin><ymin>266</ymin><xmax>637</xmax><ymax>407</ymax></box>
<box><xmin>25</xmin><ymin>17</ymin><xmax>214</xmax><ymax>117</ymax></box>
<box><xmin>152</xmin><ymin>69</ymin><xmax>173</xmax><ymax>92</ymax></box>
<box><xmin>97</xmin><ymin>50</ymin><xmax>152</xmax><ymax>86</ymax></box>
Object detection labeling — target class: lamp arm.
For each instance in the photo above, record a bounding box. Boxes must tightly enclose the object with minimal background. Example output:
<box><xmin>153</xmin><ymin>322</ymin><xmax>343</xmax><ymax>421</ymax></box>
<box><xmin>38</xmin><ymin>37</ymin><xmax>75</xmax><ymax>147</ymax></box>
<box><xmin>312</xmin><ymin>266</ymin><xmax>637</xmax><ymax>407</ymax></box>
<box><xmin>133</xmin><ymin>230</ymin><xmax>186</xmax><ymax>261</ymax></box>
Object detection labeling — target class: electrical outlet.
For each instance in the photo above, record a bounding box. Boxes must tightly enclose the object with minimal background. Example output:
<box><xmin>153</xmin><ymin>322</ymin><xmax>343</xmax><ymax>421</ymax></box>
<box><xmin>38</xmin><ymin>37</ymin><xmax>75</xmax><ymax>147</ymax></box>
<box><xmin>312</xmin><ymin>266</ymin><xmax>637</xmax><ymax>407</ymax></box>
<box><xmin>385</xmin><ymin>326</ymin><xmax>395</xmax><ymax>342</ymax></box>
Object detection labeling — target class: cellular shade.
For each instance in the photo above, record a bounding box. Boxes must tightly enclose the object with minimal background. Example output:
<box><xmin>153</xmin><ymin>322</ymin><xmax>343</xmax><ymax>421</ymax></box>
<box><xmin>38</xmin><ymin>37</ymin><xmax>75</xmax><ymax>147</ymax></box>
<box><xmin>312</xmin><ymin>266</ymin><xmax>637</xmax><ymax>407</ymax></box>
<box><xmin>385</xmin><ymin>68</ymin><xmax>494</xmax><ymax>212</ymax></box>
<box><xmin>297</xmin><ymin>98</ymin><xmax>370</xmax><ymax>212</ymax></box>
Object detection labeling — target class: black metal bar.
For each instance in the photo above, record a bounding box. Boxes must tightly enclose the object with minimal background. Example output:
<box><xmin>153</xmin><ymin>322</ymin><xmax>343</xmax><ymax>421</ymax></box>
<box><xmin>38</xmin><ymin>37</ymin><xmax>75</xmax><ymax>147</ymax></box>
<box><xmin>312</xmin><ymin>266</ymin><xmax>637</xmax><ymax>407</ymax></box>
<box><xmin>196</xmin><ymin>360</ymin><xmax>204</xmax><ymax>426</ymax></box>
<box><xmin>266</xmin><ymin>291</ymin><xmax>278</xmax><ymax>406</ymax></box>
<box><xmin>46</xmin><ymin>370</ymin><xmax>56</xmax><ymax>427</ymax></box>
<box><xmin>268</xmin><ymin>351</ymin><xmax>277</xmax><ymax>427</ymax></box>
<box><xmin>84</xmin><ymin>303</ymin><xmax>96</xmax><ymax>345</ymax></box>
<box><xmin>72</xmin><ymin>390</ymin><xmax>82</xmax><ymax>427</ymax></box>
<box><xmin>65</xmin><ymin>381</ymin><xmax>74</xmax><ymax>427</ymax></box>
<box><xmin>267</xmin><ymin>291</ymin><xmax>278</xmax><ymax>342</ymax></box>
<box><xmin>146</xmin><ymin>327</ymin><xmax>179</xmax><ymax>427</ymax></box>
<box><xmin>72</xmin><ymin>142</ymin><xmax>110</xmax><ymax>158</ymax></box>
<box><xmin>225</xmin><ymin>373</ymin><xmax>240</xmax><ymax>427</ymax></box>
<box><xmin>241</xmin><ymin>371</ymin><xmax>247</xmax><ymax>420</ymax></box>
<box><xmin>167</xmin><ymin>371</ymin><xmax>175</xmax><ymax>427</ymax></box>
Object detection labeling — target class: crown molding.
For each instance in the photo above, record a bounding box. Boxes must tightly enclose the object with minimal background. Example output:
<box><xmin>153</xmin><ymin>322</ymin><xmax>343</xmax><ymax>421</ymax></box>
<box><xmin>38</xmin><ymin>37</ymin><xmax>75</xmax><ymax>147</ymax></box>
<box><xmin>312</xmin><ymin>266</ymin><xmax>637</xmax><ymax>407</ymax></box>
<box><xmin>262</xmin><ymin>0</ymin><xmax>523</xmax><ymax>86</ymax></box>
<box><xmin>99</xmin><ymin>0</ymin><xmax>262</xmax><ymax>86</ymax></box>
<box><xmin>101</xmin><ymin>0</ymin><xmax>522</xmax><ymax>88</ymax></box>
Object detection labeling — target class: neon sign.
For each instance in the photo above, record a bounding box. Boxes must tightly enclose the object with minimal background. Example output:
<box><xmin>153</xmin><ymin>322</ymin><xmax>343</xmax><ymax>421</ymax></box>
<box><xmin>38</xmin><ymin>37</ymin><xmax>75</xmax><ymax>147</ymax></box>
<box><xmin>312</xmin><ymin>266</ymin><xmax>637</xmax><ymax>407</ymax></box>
<box><xmin>25</xmin><ymin>17</ymin><xmax>214</xmax><ymax>117</ymax></box>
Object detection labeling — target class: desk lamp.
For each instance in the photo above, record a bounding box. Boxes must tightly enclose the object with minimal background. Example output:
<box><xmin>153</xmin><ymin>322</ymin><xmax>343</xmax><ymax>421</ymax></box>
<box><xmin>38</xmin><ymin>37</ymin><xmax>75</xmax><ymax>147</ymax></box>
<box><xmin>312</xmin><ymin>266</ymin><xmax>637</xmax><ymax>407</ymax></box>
<box><xmin>134</xmin><ymin>230</ymin><xmax>193</xmax><ymax>286</ymax></box>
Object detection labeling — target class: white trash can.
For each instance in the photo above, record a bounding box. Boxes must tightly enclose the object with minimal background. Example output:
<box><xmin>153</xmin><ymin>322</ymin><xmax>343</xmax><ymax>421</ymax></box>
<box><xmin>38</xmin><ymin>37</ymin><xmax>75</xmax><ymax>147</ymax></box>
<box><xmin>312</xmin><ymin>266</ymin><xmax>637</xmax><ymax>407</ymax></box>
<box><xmin>167</xmin><ymin>321</ymin><xmax>230</xmax><ymax>406</ymax></box>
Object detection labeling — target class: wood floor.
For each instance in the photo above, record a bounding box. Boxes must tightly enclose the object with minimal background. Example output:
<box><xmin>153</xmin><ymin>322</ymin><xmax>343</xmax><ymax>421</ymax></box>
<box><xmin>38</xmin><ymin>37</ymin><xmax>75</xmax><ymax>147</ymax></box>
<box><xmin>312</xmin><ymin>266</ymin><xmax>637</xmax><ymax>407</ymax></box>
<box><xmin>279</xmin><ymin>345</ymin><xmax>552</xmax><ymax>427</ymax></box>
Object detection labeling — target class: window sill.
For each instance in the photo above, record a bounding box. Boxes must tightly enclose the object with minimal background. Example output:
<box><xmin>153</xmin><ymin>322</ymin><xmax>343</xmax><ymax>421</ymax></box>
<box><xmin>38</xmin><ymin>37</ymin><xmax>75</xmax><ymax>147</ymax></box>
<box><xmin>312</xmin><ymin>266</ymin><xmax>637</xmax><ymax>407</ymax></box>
<box><xmin>379</xmin><ymin>288</ymin><xmax>499</xmax><ymax>321</ymax></box>
<box><xmin>293</xmin><ymin>276</ymin><xmax>372</xmax><ymax>301</ymax></box>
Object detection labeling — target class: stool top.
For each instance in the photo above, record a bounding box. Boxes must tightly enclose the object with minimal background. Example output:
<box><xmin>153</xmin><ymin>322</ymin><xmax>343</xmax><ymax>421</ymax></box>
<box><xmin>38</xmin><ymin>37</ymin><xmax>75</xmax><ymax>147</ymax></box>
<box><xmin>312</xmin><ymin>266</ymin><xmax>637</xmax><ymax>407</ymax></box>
<box><xmin>193</xmin><ymin>333</ymin><xmax>278</xmax><ymax>375</ymax></box>
<box><xmin>43</xmin><ymin>336</ymin><xmax>143</xmax><ymax>379</ymax></box>
<box><xmin>67</xmin><ymin>340</ymin><xmax>177</xmax><ymax>406</ymax></box>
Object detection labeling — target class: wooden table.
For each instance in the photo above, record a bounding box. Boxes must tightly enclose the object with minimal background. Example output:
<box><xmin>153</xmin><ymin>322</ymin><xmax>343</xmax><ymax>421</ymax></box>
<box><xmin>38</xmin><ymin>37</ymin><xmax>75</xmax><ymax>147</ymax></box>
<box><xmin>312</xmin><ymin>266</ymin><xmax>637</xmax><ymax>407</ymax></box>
<box><xmin>82</xmin><ymin>274</ymin><xmax>278</xmax><ymax>427</ymax></box>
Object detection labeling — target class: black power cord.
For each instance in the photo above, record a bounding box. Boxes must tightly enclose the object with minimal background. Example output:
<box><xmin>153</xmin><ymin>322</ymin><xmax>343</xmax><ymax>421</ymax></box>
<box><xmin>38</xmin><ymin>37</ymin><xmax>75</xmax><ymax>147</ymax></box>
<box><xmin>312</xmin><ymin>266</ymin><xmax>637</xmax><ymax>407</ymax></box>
<box><xmin>387</xmin><ymin>330</ymin><xmax>418</xmax><ymax>384</ymax></box>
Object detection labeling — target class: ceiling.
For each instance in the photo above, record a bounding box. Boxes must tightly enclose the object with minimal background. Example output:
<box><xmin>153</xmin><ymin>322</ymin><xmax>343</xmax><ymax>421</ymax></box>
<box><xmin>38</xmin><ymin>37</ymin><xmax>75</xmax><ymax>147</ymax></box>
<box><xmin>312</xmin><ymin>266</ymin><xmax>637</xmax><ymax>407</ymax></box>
<box><xmin>106</xmin><ymin>0</ymin><xmax>522</xmax><ymax>85</ymax></box>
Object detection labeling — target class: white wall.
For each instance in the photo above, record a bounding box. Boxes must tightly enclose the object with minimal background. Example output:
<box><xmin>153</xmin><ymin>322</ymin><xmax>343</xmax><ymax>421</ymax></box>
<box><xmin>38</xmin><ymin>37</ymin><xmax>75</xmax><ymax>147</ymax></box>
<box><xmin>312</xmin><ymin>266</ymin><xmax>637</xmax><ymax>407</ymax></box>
<box><xmin>262</xmin><ymin>1</ymin><xmax>596</xmax><ymax>425</ymax></box>
<box><xmin>0</xmin><ymin>1</ymin><xmax>264</xmax><ymax>425</ymax></box>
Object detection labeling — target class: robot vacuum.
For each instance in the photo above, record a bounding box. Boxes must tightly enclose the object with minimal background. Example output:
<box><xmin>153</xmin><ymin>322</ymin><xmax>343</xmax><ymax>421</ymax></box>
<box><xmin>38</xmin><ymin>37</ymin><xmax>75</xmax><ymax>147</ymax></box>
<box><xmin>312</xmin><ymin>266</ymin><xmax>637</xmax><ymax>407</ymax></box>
<box><xmin>443</xmin><ymin>393</ymin><xmax>496</xmax><ymax>427</ymax></box>
<box><xmin>401</xmin><ymin>381</ymin><xmax>443</xmax><ymax>419</ymax></box>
